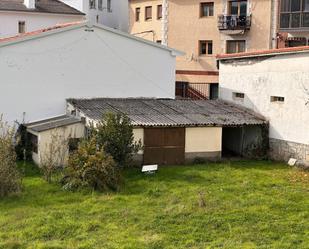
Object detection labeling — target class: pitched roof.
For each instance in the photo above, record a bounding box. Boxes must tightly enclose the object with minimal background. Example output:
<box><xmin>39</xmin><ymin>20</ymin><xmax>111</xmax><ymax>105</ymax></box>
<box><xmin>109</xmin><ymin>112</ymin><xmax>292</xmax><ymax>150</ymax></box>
<box><xmin>26</xmin><ymin>115</ymin><xmax>83</xmax><ymax>132</ymax></box>
<box><xmin>0</xmin><ymin>0</ymin><xmax>84</xmax><ymax>15</ymax></box>
<box><xmin>0</xmin><ymin>21</ymin><xmax>82</xmax><ymax>44</ymax></box>
<box><xmin>0</xmin><ymin>21</ymin><xmax>184</xmax><ymax>56</ymax></box>
<box><xmin>217</xmin><ymin>46</ymin><xmax>309</xmax><ymax>61</ymax></box>
<box><xmin>67</xmin><ymin>98</ymin><xmax>267</xmax><ymax>127</ymax></box>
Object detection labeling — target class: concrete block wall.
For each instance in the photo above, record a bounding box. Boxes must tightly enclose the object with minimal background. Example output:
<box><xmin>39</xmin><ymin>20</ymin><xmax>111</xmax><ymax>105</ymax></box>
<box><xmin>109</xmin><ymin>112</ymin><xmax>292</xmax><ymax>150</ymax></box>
<box><xmin>269</xmin><ymin>138</ymin><xmax>309</xmax><ymax>167</ymax></box>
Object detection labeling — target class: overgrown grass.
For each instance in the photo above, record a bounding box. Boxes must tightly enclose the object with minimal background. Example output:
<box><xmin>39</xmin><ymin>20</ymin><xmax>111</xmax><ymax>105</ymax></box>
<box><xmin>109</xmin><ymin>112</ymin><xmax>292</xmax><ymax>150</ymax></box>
<box><xmin>0</xmin><ymin>161</ymin><xmax>308</xmax><ymax>249</ymax></box>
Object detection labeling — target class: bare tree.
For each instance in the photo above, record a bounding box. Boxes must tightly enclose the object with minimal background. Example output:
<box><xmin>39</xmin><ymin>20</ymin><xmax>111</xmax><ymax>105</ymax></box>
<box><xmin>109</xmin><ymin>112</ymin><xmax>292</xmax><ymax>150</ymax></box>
<box><xmin>0</xmin><ymin>115</ymin><xmax>21</xmax><ymax>197</ymax></box>
<box><xmin>39</xmin><ymin>128</ymin><xmax>71</xmax><ymax>183</ymax></box>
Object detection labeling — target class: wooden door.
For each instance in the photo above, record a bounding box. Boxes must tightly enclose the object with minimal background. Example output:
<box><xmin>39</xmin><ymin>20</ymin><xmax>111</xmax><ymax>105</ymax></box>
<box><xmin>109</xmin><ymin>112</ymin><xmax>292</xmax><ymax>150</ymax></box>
<box><xmin>144</xmin><ymin>128</ymin><xmax>185</xmax><ymax>165</ymax></box>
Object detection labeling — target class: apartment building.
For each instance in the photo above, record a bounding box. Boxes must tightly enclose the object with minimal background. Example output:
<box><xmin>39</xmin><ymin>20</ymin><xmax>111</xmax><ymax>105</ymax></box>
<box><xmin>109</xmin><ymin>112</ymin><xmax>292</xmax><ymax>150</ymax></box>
<box><xmin>129</xmin><ymin>0</ymin><xmax>276</xmax><ymax>99</ymax></box>
<box><xmin>0</xmin><ymin>0</ymin><xmax>85</xmax><ymax>38</ymax></box>
<box><xmin>277</xmin><ymin>0</ymin><xmax>309</xmax><ymax>47</ymax></box>
<box><xmin>61</xmin><ymin>0</ymin><xmax>129</xmax><ymax>31</ymax></box>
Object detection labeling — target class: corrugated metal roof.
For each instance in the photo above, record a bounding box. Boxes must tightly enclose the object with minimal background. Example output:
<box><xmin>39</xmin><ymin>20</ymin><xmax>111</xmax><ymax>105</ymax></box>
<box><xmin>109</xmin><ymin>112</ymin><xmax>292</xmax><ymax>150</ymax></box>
<box><xmin>67</xmin><ymin>98</ymin><xmax>267</xmax><ymax>127</ymax></box>
<box><xmin>26</xmin><ymin>115</ymin><xmax>82</xmax><ymax>132</ymax></box>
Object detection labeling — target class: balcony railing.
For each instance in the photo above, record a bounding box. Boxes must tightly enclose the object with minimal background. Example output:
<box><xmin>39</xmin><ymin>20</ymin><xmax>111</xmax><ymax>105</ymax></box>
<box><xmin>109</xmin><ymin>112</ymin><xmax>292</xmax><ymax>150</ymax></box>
<box><xmin>218</xmin><ymin>15</ymin><xmax>251</xmax><ymax>31</ymax></box>
<box><xmin>175</xmin><ymin>82</ymin><xmax>219</xmax><ymax>100</ymax></box>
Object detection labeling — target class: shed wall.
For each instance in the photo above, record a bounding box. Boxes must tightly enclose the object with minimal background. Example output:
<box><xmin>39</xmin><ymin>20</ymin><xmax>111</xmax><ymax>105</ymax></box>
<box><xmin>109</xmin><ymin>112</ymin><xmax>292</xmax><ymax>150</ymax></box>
<box><xmin>33</xmin><ymin>123</ymin><xmax>85</xmax><ymax>165</ymax></box>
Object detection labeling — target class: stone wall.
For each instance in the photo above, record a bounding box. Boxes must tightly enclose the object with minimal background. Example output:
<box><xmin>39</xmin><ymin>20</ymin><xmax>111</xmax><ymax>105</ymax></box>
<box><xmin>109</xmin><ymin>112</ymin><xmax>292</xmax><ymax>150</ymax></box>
<box><xmin>269</xmin><ymin>138</ymin><xmax>309</xmax><ymax>166</ymax></box>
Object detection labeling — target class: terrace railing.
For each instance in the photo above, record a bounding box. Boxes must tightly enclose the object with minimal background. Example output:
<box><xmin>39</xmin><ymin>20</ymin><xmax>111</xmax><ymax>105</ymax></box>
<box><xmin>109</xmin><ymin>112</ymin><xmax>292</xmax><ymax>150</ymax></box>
<box><xmin>218</xmin><ymin>14</ymin><xmax>251</xmax><ymax>31</ymax></box>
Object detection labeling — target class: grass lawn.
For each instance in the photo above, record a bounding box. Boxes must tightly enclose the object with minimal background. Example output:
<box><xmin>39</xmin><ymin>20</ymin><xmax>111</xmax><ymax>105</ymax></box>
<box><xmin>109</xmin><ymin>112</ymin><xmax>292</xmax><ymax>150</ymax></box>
<box><xmin>0</xmin><ymin>161</ymin><xmax>308</xmax><ymax>249</ymax></box>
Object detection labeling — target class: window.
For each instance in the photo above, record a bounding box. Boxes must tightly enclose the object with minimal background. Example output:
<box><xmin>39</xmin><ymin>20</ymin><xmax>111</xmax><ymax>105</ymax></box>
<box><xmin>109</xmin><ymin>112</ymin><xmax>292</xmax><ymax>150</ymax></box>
<box><xmin>145</xmin><ymin>6</ymin><xmax>152</xmax><ymax>20</ymax></box>
<box><xmin>228</xmin><ymin>0</ymin><xmax>247</xmax><ymax>16</ymax></box>
<box><xmin>18</xmin><ymin>21</ymin><xmax>25</xmax><ymax>34</ymax></box>
<box><xmin>226</xmin><ymin>40</ymin><xmax>246</xmax><ymax>53</ymax></box>
<box><xmin>29</xmin><ymin>133</ymin><xmax>38</xmax><ymax>154</ymax></box>
<box><xmin>271</xmin><ymin>96</ymin><xmax>285</xmax><ymax>102</ymax></box>
<box><xmin>157</xmin><ymin>5</ymin><xmax>162</xmax><ymax>19</ymax></box>
<box><xmin>280</xmin><ymin>0</ymin><xmax>309</xmax><ymax>29</ymax></box>
<box><xmin>69</xmin><ymin>138</ymin><xmax>81</xmax><ymax>153</ymax></box>
<box><xmin>96</xmin><ymin>15</ymin><xmax>99</xmax><ymax>23</ymax></box>
<box><xmin>156</xmin><ymin>40</ymin><xmax>162</xmax><ymax>44</ymax></box>
<box><xmin>135</xmin><ymin>8</ymin><xmax>140</xmax><ymax>21</ymax></box>
<box><xmin>199</xmin><ymin>40</ymin><xmax>213</xmax><ymax>55</ymax></box>
<box><xmin>89</xmin><ymin>0</ymin><xmax>96</xmax><ymax>9</ymax></box>
<box><xmin>233</xmin><ymin>92</ymin><xmax>245</xmax><ymax>99</ymax></box>
<box><xmin>107</xmin><ymin>0</ymin><xmax>112</xmax><ymax>12</ymax></box>
<box><xmin>200</xmin><ymin>2</ymin><xmax>214</xmax><ymax>17</ymax></box>
<box><xmin>98</xmin><ymin>0</ymin><xmax>103</xmax><ymax>10</ymax></box>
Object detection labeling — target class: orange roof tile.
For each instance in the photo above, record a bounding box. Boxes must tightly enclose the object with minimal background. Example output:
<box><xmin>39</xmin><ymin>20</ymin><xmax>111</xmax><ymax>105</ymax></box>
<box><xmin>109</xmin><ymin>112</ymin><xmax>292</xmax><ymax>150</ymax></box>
<box><xmin>0</xmin><ymin>21</ymin><xmax>84</xmax><ymax>44</ymax></box>
<box><xmin>217</xmin><ymin>46</ymin><xmax>309</xmax><ymax>60</ymax></box>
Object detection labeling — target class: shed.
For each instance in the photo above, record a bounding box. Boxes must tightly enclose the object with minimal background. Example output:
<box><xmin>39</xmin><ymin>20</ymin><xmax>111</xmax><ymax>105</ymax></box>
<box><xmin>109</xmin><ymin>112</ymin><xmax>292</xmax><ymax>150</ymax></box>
<box><xmin>67</xmin><ymin>98</ymin><xmax>268</xmax><ymax>165</ymax></box>
<box><xmin>25</xmin><ymin>115</ymin><xmax>85</xmax><ymax>165</ymax></box>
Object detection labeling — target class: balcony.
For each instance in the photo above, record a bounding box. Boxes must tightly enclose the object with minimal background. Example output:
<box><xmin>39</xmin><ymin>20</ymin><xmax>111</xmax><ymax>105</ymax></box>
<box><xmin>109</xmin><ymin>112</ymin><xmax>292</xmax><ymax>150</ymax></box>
<box><xmin>218</xmin><ymin>15</ymin><xmax>251</xmax><ymax>34</ymax></box>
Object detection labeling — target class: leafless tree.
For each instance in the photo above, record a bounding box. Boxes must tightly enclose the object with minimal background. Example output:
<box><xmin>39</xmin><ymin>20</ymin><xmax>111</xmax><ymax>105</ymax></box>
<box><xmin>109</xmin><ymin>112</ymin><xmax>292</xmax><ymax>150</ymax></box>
<box><xmin>40</xmin><ymin>128</ymin><xmax>71</xmax><ymax>183</ymax></box>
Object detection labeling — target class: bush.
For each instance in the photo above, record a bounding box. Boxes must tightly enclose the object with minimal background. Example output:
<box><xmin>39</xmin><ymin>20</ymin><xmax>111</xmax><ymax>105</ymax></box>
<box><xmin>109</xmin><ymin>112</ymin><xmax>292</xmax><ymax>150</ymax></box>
<box><xmin>95</xmin><ymin>113</ymin><xmax>142</xmax><ymax>167</ymax></box>
<box><xmin>0</xmin><ymin>115</ymin><xmax>22</xmax><ymax>197</ymax></box>
<box><xmin>15</xmin><ymin>124</ymin><xmax>33</xmax><ymax>161</ymax></box>
<box><xmin>62</xmin><ymin>137</ymin><xmax>120</xmax><ymax>192</ymax></box>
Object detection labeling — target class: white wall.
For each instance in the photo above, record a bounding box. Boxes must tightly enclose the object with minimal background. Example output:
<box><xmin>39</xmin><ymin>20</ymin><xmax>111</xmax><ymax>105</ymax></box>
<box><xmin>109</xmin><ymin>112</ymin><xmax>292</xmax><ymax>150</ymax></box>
<box><xmin>185</xmin><ymin>127</ymin><xmax>222</xmax><ymax>153</ymax></box>
<box><xmin>0</xmin><ymin>25</ymin><xmax>177</xmax><ymax>124</ymax></box>
<box><xmin>219</xmin><ymin>53</ymin><xmax>309</xmax><ymax>145</ymax></box>
<box><xmin>61</xmin><ymin>0</ymin><xmax>128</xmax><ymax>31</ymax></box>
<box><xmin>0</xmin><ymin>11</ymin><xmax>84</xmax><ymax>38</ymax></box>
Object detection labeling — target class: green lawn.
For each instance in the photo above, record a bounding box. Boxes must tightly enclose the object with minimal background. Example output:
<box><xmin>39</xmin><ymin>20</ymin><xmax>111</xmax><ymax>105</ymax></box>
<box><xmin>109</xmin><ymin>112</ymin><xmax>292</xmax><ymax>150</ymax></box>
<box><xmin>0</xmin><ymin>161</ymin><xmax>308</xmax><ymax>249</ymax></box>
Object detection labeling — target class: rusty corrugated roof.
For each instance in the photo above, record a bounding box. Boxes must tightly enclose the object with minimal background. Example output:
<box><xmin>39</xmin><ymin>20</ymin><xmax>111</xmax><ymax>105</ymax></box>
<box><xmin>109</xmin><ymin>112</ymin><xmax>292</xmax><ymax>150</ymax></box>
<box><xmin>67</xmin><ymin>98</ymin><xmax>267</xmax><ymax>127</ymax></box>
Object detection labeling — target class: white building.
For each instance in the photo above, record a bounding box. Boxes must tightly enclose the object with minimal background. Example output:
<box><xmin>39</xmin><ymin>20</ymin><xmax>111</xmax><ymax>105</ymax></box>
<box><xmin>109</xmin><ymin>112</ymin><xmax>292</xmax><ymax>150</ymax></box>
<box><xmin>60</xmin><ymin>0</ymin><xmax>128</xmax><ymax>31</ymax></box>
<box><xmin>0</xmin><ymin>21</ymin><xmax>182</xmax><ymax>125</ymax></box>
<box><xmin>0</xmin><ymin>0</ymin><xmax>85</xmax><ymax>38</ymax></box>
<box><xmin>218</xmin><ymin>46</ymin><xmax>309</xmax><ymax>165</ymax></box>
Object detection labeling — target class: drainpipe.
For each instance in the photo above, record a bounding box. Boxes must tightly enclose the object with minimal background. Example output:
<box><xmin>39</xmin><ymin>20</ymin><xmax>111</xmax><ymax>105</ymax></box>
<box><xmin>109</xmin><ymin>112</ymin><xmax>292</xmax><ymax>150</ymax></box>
<box><xmin>162</xmin><ymin>0</ymin><xmax>168</xmax><ymax>46</ymax></box>
<box><xmin>271</xmin><ymin>0</ymin><xmax>279</xmax><ymax>49</ymax></box>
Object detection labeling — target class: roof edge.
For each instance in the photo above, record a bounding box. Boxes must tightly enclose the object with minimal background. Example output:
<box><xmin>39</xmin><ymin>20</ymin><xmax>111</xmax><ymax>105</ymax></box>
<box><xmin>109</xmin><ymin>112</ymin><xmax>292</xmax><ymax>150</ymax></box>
<box><xmin>0</xmin><ymin>21</ymin><xmax>184</xmax><ymax>56</ymax></box>
<box><xmin>91</xmin><ymin>23</ymin><xmax>185</xmax><ymax>56</ymax></box>
<box><xmin>217</xmin><ymin>46</ymin><xmax>309</xmax><ymax>61</ymax></box>
<box><xmin>0</xmin><ymin>21</ymin><xmax>87</xmax><ymax>48</ymax></box>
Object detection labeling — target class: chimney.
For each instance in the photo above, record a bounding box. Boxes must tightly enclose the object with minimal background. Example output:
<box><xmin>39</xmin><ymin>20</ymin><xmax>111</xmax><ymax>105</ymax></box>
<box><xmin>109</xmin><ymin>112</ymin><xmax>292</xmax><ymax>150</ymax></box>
<box><xmin>24</xmin><ymin>0</ymin><xmax>35</xmax><ymax>9</ymax></box>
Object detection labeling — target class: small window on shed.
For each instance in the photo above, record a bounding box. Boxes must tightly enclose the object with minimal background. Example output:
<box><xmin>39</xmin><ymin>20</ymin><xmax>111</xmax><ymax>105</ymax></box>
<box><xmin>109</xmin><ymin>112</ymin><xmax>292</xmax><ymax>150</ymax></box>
<box><xmin>271</xmin><ymin>96</ymin><xmax>285</xmax><ymax>102</ymax></box>
<box><xmin>69</xmin><ymin>138</ymin><xmax>81</xmax><ymax>153</ymax></box>
<box><xmin>29</xmin><ymin>133</ymin><xmax>38</xmax><ymax>154</ymax></box>
<box><xmin>233</xmin><ymin>92</ymin><xmax>245</xmax><ymax>99</ymax></box>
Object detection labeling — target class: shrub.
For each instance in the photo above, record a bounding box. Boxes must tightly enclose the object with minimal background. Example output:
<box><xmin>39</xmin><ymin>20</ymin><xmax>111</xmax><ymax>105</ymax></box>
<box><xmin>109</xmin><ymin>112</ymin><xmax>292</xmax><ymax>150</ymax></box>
<box><xmin>0</xmin><ymin>115</ymin><xmax>22</xmax><ymax>197</ymax></box>
<box><xmin>62</xmin><ymin>137</ymin><xmax>120</xmax><ymax>192</ymax></box>
<box><xmin>95</xmin><ymin>113</ymin><xmax>142</xmax><ymax>167</ymax></box>
<box><xmin>15</xmin><ymin>124</ymin><xmax>33</xmax><ymax>161</ymax></box>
